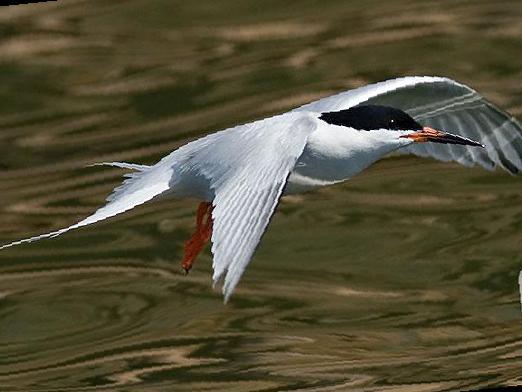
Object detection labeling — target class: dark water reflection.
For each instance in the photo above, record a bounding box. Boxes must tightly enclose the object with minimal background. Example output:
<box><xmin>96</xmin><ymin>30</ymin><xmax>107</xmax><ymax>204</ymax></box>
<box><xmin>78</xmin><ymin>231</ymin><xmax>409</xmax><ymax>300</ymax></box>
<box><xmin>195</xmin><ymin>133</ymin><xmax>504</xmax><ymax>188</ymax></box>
<box><xmin>1</xmin><ymin>1</ymin><xmax>521</xmax><ymax>391</ymax></box>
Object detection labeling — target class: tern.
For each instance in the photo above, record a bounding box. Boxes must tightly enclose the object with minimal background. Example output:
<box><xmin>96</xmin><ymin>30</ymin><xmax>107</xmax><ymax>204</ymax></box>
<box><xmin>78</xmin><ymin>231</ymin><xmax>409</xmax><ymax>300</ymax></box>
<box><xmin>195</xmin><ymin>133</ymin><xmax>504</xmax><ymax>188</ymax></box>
<box><xmin>1</xmin><ymin>76</ymin><xmax>521</xmax><ymax>301</ymax></box>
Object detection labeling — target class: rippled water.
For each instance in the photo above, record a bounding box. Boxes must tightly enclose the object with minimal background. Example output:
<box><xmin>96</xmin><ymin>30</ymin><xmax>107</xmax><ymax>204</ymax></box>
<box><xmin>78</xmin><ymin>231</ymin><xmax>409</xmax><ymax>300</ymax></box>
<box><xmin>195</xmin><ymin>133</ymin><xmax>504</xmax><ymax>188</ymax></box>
<box><xmin>1</xmin><ymin>1</ymin><xmax>521</xmax><ymax>391</ymax></box>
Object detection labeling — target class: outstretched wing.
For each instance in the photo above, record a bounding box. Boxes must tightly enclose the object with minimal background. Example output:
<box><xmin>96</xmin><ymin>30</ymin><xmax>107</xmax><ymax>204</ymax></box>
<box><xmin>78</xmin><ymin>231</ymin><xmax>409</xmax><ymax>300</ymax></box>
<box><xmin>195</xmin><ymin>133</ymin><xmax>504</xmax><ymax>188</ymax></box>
<box><xmin>176</xmin><ymin>112</ymin><xmax>318</xmax><ymax>301</ymax></box>
<box><xmin>295</xmin><ymin>76</ymin><xmax>522</xmax><ymax>174</ymax></box>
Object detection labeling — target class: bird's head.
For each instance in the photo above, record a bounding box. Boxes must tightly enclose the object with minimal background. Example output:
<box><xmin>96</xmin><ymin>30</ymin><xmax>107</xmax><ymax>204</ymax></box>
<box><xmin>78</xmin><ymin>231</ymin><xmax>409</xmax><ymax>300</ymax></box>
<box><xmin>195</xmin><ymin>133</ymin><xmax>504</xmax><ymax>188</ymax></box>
<box><xmin>319</xmin><ymin>105</ymin><xmax>484</xmax><ymax>148</ymax></box>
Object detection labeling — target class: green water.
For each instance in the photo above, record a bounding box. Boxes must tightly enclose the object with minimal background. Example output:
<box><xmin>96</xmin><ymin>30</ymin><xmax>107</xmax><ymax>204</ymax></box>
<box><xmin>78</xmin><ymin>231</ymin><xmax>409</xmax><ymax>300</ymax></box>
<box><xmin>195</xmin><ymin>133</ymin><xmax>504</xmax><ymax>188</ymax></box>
<box><xmin>0</xmin><ymin>1</ymin><xmax>521</xmax><ymax>391</ymax></box>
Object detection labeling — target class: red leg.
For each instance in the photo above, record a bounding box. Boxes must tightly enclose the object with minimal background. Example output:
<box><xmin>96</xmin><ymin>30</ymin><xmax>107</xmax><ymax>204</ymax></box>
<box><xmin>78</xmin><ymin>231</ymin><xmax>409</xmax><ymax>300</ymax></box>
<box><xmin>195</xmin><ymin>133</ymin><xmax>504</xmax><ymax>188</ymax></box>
<box><xmin>181</xmin><ymin>202</ymin><xmax>213</xmax><ymax>273</ymax></box>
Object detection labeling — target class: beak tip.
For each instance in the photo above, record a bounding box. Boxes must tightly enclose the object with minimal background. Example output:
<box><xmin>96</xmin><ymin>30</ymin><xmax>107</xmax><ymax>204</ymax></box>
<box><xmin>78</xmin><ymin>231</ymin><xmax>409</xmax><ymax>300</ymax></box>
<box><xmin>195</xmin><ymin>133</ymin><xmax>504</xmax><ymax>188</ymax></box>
<box><xmin>411</xmin><ymin>127</ymin><xmax>486</xmax><ymax>148</ymax></box>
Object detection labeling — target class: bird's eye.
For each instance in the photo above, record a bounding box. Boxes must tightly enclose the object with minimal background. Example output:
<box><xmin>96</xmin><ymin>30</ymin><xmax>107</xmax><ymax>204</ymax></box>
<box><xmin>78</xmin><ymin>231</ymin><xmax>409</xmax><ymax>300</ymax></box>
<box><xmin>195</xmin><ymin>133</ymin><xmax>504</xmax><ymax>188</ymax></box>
<box><xmin>390</xmin><ymin>119</ymin><xmax>395</xmax><ymax>124</ymax></box>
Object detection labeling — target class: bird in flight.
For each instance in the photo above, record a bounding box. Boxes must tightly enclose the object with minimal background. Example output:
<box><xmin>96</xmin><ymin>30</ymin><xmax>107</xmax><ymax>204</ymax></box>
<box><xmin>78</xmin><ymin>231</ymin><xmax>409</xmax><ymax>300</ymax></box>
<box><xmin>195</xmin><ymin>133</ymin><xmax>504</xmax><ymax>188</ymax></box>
<box><xmin>1</xmin><ymin>76</ymin><xmax>521</xmax><ymax>301</ymax></box>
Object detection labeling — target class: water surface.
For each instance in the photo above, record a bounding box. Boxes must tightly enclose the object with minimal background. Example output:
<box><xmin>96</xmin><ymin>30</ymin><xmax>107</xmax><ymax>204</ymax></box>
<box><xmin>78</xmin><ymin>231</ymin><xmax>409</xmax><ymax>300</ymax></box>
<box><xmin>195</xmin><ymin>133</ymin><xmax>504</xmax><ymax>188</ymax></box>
<box><xmin>1</xmin><ymin>1</ymin><xmax>521</xmax><ymax>391</ymax></box>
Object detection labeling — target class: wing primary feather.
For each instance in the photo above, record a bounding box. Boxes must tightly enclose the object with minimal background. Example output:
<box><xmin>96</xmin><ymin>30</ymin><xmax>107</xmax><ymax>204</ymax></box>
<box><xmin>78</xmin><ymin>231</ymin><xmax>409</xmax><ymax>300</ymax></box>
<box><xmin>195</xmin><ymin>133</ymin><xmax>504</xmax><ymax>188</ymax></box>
<box><xmin>88</xmin><ymin>162</ymin><xmax>150</xmax><ymax>171</ymax></box>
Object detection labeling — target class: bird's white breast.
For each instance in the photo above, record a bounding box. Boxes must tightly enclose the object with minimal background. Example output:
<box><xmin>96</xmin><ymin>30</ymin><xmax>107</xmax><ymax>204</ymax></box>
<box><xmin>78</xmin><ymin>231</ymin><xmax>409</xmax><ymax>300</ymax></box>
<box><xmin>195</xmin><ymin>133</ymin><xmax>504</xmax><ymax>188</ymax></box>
<box><xmin>285</xmin><ymin>121</ymin><xmax>408</xmax><ymax>194</ymax></box>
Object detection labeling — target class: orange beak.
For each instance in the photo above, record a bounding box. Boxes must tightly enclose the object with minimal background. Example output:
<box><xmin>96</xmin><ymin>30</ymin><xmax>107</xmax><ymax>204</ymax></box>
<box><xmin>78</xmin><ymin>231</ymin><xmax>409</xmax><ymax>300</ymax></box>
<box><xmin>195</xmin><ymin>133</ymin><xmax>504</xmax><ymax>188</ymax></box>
<box><xmin>400</xmin><ymin>127</ymin><xmax>484</xmax><ymax>147</ymax></box>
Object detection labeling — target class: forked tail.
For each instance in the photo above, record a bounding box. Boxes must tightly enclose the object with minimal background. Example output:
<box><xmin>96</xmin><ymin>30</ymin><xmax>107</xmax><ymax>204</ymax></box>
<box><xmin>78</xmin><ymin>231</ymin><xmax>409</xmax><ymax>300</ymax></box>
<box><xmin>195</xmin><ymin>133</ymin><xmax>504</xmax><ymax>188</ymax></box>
<box><xmin>0</xmin><ymin>162</ymin><xmax>172</xmax><ymax>250</ymax></box>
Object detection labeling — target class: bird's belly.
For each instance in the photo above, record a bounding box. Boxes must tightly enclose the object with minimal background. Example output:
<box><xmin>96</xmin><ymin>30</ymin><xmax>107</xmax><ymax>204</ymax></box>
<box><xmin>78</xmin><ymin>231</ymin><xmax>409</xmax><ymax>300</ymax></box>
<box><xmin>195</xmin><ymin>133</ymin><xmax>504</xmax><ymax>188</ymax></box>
<box><xmin>285</xmin><ymin>156</ymin><xmax>364</xmax><ymax>195</ymax></box>
<box><xmin>285</xmin><ymin>170</ymin><xmax>344</xmax><ymax>194</ymax></box>
<box><xmin>285</xmin><ymin>127</ymin><xmax>392</xmax><ymax>195</ymax></box>
<box><xmin>285</xmin><ymin>151</ymin><xmax>362</xmax><ymax>195</ymax></box>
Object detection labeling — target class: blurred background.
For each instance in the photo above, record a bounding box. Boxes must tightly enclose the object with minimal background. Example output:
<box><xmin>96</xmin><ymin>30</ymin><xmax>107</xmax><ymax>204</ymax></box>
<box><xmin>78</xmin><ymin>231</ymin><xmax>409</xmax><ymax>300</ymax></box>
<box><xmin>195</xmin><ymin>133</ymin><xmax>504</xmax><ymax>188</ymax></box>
<box><xmin>0</xmin><ymin>1</ymin><xmax>521</xmax><ymax>391</ymax></box>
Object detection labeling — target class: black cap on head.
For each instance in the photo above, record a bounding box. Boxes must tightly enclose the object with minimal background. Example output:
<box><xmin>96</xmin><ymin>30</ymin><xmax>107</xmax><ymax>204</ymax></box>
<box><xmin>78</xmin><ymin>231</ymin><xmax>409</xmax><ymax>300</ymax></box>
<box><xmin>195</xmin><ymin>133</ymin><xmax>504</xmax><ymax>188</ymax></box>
<box><xmin>320</xmin><ymin>105</ymin><xmax>423</xmax><ymax>131</ymax></box>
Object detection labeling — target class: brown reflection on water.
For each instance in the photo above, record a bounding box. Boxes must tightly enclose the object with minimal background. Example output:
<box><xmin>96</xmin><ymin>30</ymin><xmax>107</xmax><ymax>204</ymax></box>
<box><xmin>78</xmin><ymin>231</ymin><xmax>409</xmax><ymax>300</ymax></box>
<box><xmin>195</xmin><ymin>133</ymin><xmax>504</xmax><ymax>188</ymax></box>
<box><xmin>0</xmin><ymin>0</ymin><xmax>521</xmax><ymax>391</ymax></box>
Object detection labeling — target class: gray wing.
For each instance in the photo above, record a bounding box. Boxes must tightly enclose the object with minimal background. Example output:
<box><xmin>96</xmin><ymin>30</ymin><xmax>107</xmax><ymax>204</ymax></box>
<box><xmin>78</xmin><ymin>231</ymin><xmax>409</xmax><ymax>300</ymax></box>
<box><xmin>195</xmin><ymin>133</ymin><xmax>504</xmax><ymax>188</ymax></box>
<box><xmin>173</xmin><ymin>112</ymin><xmax>318</xmax><ymax>301</ymax></box>
<box><xmin>296</xmin><ymin>76</ymin><xmax>522</xmax><ymax>174</ymax></box>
